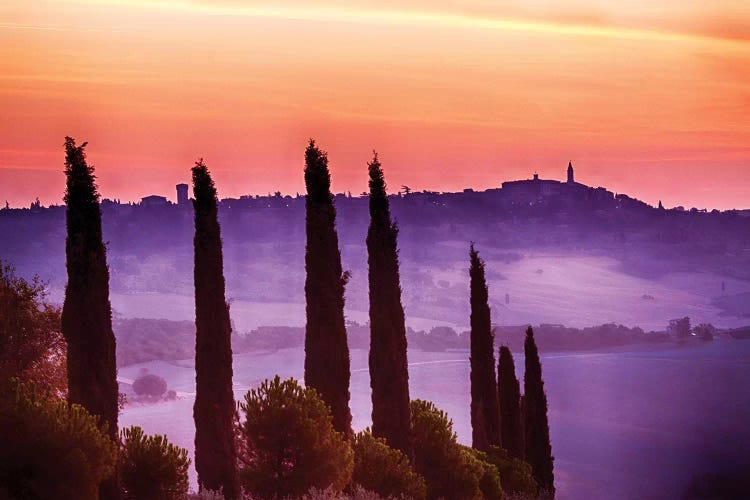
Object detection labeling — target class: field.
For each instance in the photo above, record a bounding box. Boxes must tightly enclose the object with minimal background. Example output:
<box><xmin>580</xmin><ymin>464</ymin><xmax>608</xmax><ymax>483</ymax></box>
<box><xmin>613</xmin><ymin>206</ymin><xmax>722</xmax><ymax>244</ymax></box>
<box><xmin>120</xmin><ymin>339</ymin><xmax>750</xmax><ymax>499</ymax></box>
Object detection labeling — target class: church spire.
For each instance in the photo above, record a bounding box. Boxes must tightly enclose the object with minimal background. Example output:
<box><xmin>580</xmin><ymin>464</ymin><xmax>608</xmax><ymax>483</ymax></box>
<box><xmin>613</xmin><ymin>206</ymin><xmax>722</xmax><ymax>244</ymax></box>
<box><xmin>567</xmin><ymin>161</ymin><xmax>574</xmax><ymax>184</ymax></box>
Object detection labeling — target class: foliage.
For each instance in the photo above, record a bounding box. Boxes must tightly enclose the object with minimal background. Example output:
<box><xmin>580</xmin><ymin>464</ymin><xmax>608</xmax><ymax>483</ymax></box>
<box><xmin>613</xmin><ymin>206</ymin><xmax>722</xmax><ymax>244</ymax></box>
<box><xmin>461</xmin><ymin>446</ymin><xmax>503</xmax><ymax>500</ymax></box>
<box><xmin>132</xmin><ymin>373</ymin><xmax>168</xmax><ymax>397</ymax></box>
<box><xmin>0</xmin><ymin>262</ymin><xmax>66</xmax><ymax>396</ymax></box>
<box><xmin>304</xmin><ymin>139</ymin><xmax>353</xmax><ymax>438</ymax></box>
<box><xmin>238</xmin><ymin>376</ymin><xmax>353</xmax><ymax>499</ymax></box>
<box><xmin>120</xmin><ymin>425</ymin><xmax>190</xmax><ymax>500</ymax></box>
<box><xmin>480</xmin><ymin>446</ymin><xmax>538</xmax><ymax>496</ymax></box>
<box><xmin>192</xmin><ymin>159</ymin><xmax>240</xmax><ymax>498</ymax></box>
<box><xmin>367</xmin><ymin>152</ymin><xmax>412</xmax><ymax>458</ymax></box>
<box><xmin>62</xmin><ymin>137</ymin><xmax>120</xmax><ymax>498</ymax></box>
<box><xmin>668</xmin><ymin>317</ymin><xmax>692</xmax><ymax>338</ymax></box>
<box><xmin>115</xmin><ymin>318</ymin><xmax>194</xmax><ymax>366</ymax></box>
<box><xmin>523</xmin><ymin>327</ymin><xmax>555</xmax><ymax>495</ymax></box>
<box><xmin>352</xmin><ymin>430</ymin><xmax>426</xmax><ymax>500</ymax></box>
<box><xmin>498</xmin><ymin>346</ymin><xmax>524</xmax><ymax>459</ymax></box>
<box><xmin>469</xmin><ymin>244</ymin><xmax>501</xmax><ymax>450</ymax></box>
<box><xmin>410</xmin><ymin>399</ymin><xmax>489</xmax><ymax>499</ymax></box>
<box><xmin>0</xmin><ymin>379</ymin><xmax>117</xmax><ymax>500</ymax></box>
<box><xmin>693</xmin><ymin>323</ymin><xmax>716</xmax><ymax>341</ymax></box>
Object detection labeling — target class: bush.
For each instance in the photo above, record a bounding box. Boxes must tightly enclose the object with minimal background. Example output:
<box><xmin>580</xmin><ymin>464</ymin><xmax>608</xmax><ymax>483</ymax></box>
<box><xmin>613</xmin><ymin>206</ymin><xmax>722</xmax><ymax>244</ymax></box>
<box><xmin>0</xmin><ymin>379</ymin><xmax>117</xmax><ymax>500</ymax></box>
<box><xmin>0</xmin><ymin>263</ymin><xmax>66</xmax><ymax>396</ymax></box>
<box><xmin>479</xmin><ymin>446</ymin><xmax>537</xmax><ymax>496</ymax></box>
<box><xmin>133</xmin><ymin>373</ymin><xmax>168</xmax><ymax>397</ymax></box>
<box><xmin>409</xmin><ymin>399</ymin><xmax>491</xmax><ymax>499</ymax></box>
<box><xmin>352</xmin><ymin>430</ymin><xmax>426</xmax><ymax>500</ymax></box>
<box><xmin>238</xmin><ymin>376</ymin><xmax>353</xmax><ymax>499</ymax></box>
<box><xmin>120</xmin><ymin>425</ymin><xmax>190</xmax><ymax>499</ymax></box>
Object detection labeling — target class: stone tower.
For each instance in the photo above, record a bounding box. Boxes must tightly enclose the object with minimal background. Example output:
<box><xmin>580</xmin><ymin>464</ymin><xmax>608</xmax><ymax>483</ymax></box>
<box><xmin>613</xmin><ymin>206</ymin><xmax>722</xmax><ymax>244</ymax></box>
<box><xmin>567</xmin><ymin>161</ymin><xmax>574</xmax><ymax>184</ymax></box>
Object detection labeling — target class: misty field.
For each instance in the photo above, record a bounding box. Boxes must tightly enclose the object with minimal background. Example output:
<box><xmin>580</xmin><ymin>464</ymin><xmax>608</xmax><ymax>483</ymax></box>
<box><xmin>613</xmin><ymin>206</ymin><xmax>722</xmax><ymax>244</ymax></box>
<box><xmin>103</xmin><ymin>253</ymin><xmax>750</xmax><ymax>333</ymax></box>
<box><xmin>120</xmin><ymin>340</ymin><xmax>750</xmax><ymax>499</ymax></box>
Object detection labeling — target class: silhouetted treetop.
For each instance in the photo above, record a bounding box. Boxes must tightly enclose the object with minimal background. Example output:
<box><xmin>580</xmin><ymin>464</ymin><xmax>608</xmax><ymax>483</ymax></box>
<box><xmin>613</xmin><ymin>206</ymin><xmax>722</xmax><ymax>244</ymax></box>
<box><xmin>304</xmin><ymin>139</ymin><xmax>333</xmax><ymax>206</ymax></box>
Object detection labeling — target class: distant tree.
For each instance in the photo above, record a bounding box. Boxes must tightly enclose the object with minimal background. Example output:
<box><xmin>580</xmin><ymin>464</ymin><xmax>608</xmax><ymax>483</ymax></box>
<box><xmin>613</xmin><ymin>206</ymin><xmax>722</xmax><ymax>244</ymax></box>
<box><xmin>469</xmin><ymin>244</ymin><xmax>501</xmax><ymax>450</ymax></box>
<box><xmin>192</xmin><ymin>159</ymin><xmax>239</xmax><ymax>498</ymax></box>
<box><xmin>132</xmin><ymin>374</ymin><xmax>167</xmax><ymax>398</ymax></box>
<box><xmin>237</xmin><ymin>376</ymin><xmax>353</xmax><ymax>499</ymax></box>
<box><xmin>0</xmin><ymin>263</ymin><xmax>66</xmax><ymax>396</ymax></box>
<box><xmin>410</xmin><ymin>399</ymin><xmax>488</xmax><ymax>499</ymax></box>
<box><xmin>0</xmin><ymin>379</ymin><xmax>118</xmax><ymax>500</ymax></box>
<box><xmin>366</xmin><ymin>152</ymin><xmax>412</xmax><ymax>458</ymax></box>
<box><xmin>658</xmin><ymin>200</ymin><xmax>664</xmax><ymax>210</ymax></box>
<box><xmin>303</xmin><ymin>139</ymin><xmax>352</xmax><ymax>438</ymax></box>
<box><xmin>61</xmin><ymin>137</ymin><xmax>120</xmax><ymax>499</ymax></box>
<box><xmin>352</xmin><ymin>430</ymin><xmax>426</xmax><ymax>500</ymax></box>
<box><xmin>693</xmin><ymin>323</ymin><xmax>716</xmax><ymax>341</ymax></box>
<box><xmin>668</xmin><ymin>317</ymin><xmax>692</xmax><ymax>339</ymax></box>
<box><xmin>497</xmin><ymin>346</ymin><xmax>524</xmax><ymax>459</ymax></box>
<box><xmin>119</xmin><ymin>426</ymin><xmax>190</xmax><ymax>500</ymax></box>
<box><xmin>523</xmin><ymin>327</ymin><xmax>554</xmax><ymax>495</ymax></box>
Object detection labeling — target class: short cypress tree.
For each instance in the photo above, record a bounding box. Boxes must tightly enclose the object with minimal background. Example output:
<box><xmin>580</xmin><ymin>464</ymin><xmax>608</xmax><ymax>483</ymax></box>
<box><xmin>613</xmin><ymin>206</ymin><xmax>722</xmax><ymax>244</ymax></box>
<box><xmin>61</xmin><ymin>137</ymin><xmax>120</xmax><ymax>499</ymax></box>
<box><xmin>366</xmin><ymin>152</ymin><xmax>412</xmax><ymax>458</ymax></box>
<box><xmin>192</xmin><ymin>160</ymin><xmax>239</xmax><ymax>498</ymax></box>
<box><xmin>498</xmin><ymin>346</ymin><xmax>524</xmax><ymax>459</ymax></box>
<box><xmin>523</xmin><ymin>326</ymin><xmax>554</xmax><ymax>494</ymax></box>
<box><xmin>469</xmin><ymin>244</ymin><xmax>501</xmax><ymax>450</ymax></box>
<box><xmin>303</xmin><ymin>139</ymin><xmax>352</xmax><ymax>438</ymax></box>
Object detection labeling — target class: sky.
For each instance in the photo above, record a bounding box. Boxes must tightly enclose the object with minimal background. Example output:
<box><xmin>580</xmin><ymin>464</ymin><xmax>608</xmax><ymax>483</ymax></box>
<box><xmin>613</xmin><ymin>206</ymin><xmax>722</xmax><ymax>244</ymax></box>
<box><xmin>1</xmin><ymin>0</ymin><xmax>749</xmax><ymax>209</ymax></box>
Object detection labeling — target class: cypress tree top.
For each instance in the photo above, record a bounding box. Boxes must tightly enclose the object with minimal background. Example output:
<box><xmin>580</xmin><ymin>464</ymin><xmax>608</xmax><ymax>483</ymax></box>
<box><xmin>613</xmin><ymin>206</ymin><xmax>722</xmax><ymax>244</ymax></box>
<box><xmin>303</xmin><ymin>139</ymin><xmax>353</xmax><ymax>438</ymax></box>
<box><xmin>367</xmin><ymin>151</ymin><xmax>412</xmax><ymax>458</ymax></box>
<box><xmin>469</xmin><ymin>243</ymin><xmax>501</xmax><ymax>450</ymax></box>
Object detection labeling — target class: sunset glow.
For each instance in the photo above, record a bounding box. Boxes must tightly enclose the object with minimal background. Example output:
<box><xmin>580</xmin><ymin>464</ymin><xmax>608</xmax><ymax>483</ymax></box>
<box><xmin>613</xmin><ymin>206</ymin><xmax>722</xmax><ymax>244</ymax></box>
<box><xmin>1</xmin><ymin>0</ymin><xmax>749</xmax><ymax>208</ymax></box>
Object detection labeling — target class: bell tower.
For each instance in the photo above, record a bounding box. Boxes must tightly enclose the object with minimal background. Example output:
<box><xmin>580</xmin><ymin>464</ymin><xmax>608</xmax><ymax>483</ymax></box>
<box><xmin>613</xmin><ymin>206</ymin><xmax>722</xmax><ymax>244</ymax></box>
<box><xmin>567</xmin><ymin>161</ymin><xmax>574</xmax><ymax>184</ymax></box>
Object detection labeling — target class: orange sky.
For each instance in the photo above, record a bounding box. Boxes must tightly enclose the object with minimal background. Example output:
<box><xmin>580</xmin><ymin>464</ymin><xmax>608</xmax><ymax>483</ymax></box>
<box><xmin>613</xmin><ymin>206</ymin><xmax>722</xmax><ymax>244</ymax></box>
<box><xmin>1</xmin><ymin>0</ymin><xmax>749</xmax><ymax>209</ymax></box>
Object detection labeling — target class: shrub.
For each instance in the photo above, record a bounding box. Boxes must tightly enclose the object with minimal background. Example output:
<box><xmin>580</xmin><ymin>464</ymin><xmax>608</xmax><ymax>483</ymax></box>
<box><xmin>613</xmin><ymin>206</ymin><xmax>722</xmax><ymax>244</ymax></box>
<box><xmin>120</xmin><ymin>425</ymin><xmax>190</xmax><ymax>499</ymax></box>
<box><xmin>409</xmin><ymin>399</ymin><xmax>489</xmax><ymax>499</ymax></box>
<box><xmin>480</xmin><ymin>446</ymin><xmax>538</xmax><ymax>496</ymax></box>
<box><xmin>238</xmin><ymin>376</ymin><xmax>353</xmax><ymax>499</ymax></box>
<box><xmin>133</xmin><ymin>373</ymin><xmax>168</xmax><ymax>397</ymax></box>
<box><xmin>352</xmin><ymin>430</ymin><xmax>426</xmax><ymax>499</ymax></box>
<box><xmin>0</xmin><ymin>379</ymin><xmax>117</xmax><ymax>500</ymax></box>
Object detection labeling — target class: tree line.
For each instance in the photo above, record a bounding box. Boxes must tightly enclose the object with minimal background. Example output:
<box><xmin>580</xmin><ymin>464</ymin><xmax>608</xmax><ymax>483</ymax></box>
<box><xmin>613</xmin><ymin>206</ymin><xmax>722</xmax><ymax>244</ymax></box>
<box><xmin>0</xmin><ymin>137</ymin><xmax>554</xmax><ymax>499</ymax></box>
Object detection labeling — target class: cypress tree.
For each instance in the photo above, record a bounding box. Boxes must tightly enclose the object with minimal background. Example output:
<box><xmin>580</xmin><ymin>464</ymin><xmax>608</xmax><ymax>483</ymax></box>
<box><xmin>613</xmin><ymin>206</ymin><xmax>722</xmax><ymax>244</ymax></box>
<box><xmin>303</xmin><ymin>139</ymin><xmax>352</xmax><ymax>438</ymax></box>
<box><xmin>469</xmin><ymin>244</ymin><xmax>501</xmax><ymax>450</ymax></box>
<box><xmin>366</xmin><ymin>152</ymin><xmax>412</xmax><ymax>458</ymax></box>
<box><xmin>523</xmin><ymin>326</ymin><xmax>555</xmax><ymax>495</ymax></box>
<box><xmin>498</xmin><ymin>345</ymin><xmax>524</xmax><ymax>459</ymax></box>
<box><xmin>192</xmin><ymin>160</ymin><xmax>239</xmax><ymax>498</ymax></box>
<box><xmin>61</xmin><ymin>137</ymin><xmax>120</xmax><ymax>499</ymax></box>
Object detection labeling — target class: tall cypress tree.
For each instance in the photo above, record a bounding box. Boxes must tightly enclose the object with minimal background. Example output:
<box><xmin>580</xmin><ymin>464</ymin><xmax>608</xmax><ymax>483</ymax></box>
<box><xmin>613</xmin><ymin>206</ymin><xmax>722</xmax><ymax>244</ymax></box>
<box><xmin>192</xmin><ymin>160</ymin><xmax>239</xmax><ymax>498</ymax></box>
<box><xmin>498</xmin><ymin>345</ymin><xmax>524</xmax><ymax>459</ymax></box>
<box><xmin>523</xmin><ymin>326</ymin><xmax>554</xmax><ymax>495</ymax></box>
<box><xmin>304</xmin><ymin>139</ymin><xmax>352</xmax><ymax>438</ymax></box>
<box><xmin>367</xmin><ymin>152</ymin><xmax>412</xmax><ymax>458</ymax></box>
<box><xmin>61</xmin><ymin>137</ymin><xmax>120</xmax><ymax>499</ymax></box>
<box><xmin>469</xmin><ymin>244</ymin><xmax>501</xmax><ymax>450</ymax></box>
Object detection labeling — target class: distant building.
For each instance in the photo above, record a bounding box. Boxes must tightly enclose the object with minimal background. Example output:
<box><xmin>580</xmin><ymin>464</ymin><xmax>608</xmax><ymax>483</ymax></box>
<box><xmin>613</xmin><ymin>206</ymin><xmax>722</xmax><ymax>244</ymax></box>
<box><xmin>500</xmin><ymin>162</ymin><xmax>611</xmax><ymax>205</ymax></box>
<box><xmin>141</xmin><ymin>195</ymin><xmax>169</xmax><ymax>207</ymax></box>
<box><xmin>176</xmin><ymin>183</ymin><xmax>189</xmax><ymax>206</ymax></box>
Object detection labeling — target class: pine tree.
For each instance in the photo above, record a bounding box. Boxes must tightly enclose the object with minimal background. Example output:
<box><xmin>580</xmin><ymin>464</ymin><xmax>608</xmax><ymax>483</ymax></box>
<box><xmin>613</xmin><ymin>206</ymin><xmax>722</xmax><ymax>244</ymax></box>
<box><xmin>192</xmin><ymin>160</ymin><xmax>239</xmax><ymax>498</ymax></box>
<box><xmin>366</xmin><ymin>152</ymin><xmax>412</xmax><ymax>458</ymax></box>
<box><xmin>469</xmin><ymin>244</ymin><xmax>501</xmax><ymax>450</ymax></box>
<box><xmin>498</xmin><ymin>345</ymin><xmax>524</xmax><ymax>459</ymax></box>
<box><xmin>303</xmin><ymin>139</ymin><xmax>352</xmax><ymax>438</ymax></box>
<box><xmin>523</xmin><ymin>326</ymin><xmax>554</xmax><ymax>494</ymax></box>
<box><xmin>61</xmin><ymin>137</ymin><xmax>120</xmax><ymax>499</ymax></box>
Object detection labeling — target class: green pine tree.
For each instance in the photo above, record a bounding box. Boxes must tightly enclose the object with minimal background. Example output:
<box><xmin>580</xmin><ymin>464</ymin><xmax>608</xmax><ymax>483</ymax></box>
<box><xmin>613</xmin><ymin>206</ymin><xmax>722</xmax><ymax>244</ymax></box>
<box><xmin>367</xmin><ymin>152</ymin><xmax>412</xmax><ymax>458</ymax></box>
<box><xmin>192</xmin><ymin>160</ymin><xmax>239</xmax><ymax>498</ymax></box>
<box><xmin>61</xmin><ymin>137</ymin><xmax>120</xmax><ymax>499</ymax></box>
<box><xmin>523</xmin><ymin>326</ymin><xmax>555</xmax><ymax>494</ymax></box>
<box><xmin>303</xmin><ymin>139</ymin><xmax>352</xmax><ymax>438</ymax></box>
<box><xmin>469</xmin><ymin>244</ymin><xmax>501</xmax><ymax>450</ymax></box>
